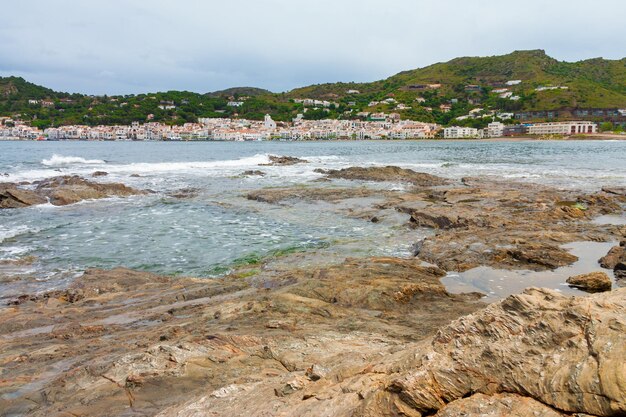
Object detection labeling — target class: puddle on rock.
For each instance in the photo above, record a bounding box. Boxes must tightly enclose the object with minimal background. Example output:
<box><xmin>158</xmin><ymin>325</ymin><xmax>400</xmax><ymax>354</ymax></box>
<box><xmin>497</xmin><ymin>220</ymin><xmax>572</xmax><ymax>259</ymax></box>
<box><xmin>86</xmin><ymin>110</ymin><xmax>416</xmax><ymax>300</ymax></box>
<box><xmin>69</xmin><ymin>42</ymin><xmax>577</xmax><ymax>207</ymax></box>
<box><xmin>592</xmin><ymin>214</ymin><xmax>626</xmax><ymax>225</ymax></box>
<box><xmin>442</xmin><ymin>241</ymin><xmax>617</xmax><ymax>301</ymax></box>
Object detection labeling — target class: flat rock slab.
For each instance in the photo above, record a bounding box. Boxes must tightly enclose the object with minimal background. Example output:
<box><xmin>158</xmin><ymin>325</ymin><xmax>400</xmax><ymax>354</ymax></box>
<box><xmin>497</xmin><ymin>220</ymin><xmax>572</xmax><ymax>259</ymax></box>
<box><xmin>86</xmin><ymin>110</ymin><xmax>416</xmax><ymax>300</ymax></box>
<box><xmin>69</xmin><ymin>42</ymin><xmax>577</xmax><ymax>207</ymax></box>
<box><xmin>315</xmin><ymin>166</ymin><xmax>448</xmax><ymax>186</ymax></box>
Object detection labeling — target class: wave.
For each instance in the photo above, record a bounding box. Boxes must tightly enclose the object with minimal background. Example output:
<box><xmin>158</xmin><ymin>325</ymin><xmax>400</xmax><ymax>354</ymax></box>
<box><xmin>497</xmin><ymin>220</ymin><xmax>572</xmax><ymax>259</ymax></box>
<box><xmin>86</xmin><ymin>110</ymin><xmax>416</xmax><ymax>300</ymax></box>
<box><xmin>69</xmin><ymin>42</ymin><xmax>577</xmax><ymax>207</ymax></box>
<box><xmin>0</xmin><ymin>225</ymin><xmax>37</xmax><ymax>244</ymax></box>
<box><xmin>42</xmin><ymin>154</ymin><xmax>106</xmax><ymax>166</ymax></box>
<box><xmin>104</xmin><ymin>153</ymin><xmax>272</xmax><ymax>174</ymax></box>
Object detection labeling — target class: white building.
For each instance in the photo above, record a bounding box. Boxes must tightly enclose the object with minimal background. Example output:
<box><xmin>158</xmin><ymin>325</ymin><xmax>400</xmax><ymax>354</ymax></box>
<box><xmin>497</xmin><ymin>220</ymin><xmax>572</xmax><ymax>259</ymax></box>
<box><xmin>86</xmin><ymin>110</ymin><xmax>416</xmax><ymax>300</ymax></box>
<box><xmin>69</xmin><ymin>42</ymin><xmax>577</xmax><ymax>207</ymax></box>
<box><xmin>485</xmin><ymin>122</ymin><xmax>505</xmax><ymax>138</ymax></box>
<box><xmin>264</xmin><ymin>114</ymin><xmax>276</xmax><ymax>129</ymax></box>
<box><xmin>527</xmin><ymin>121</ymin><xmax>597</xmax><ymax>135</ymax></box>
<box><xmin>443</xmin><ymin>126</ymin><xmax>479</xmax><ymax>139</ymax></box>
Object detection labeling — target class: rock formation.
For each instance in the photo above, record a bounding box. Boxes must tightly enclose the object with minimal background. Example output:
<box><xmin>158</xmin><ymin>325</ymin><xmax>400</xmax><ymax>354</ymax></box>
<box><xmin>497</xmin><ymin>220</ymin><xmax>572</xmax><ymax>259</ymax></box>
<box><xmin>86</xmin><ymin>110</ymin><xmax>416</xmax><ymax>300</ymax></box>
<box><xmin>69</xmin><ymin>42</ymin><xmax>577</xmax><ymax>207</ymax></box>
<box><xmin>0</xmin><ymin>175</ymin><xmax>145</xmax><ymax>208</ymax></box>
<box><xmin>567</xmin><ymin>271</ymin><xmax>613</xmax><ymax>292</ymax></box>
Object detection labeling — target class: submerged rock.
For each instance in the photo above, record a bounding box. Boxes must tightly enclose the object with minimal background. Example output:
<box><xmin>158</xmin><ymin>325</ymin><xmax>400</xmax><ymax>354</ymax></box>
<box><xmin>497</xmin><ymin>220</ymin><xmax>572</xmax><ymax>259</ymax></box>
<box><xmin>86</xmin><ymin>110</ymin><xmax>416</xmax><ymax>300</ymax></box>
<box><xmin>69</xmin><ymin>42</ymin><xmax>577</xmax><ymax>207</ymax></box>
<box><xmin>241</xmin><ymin>170</ymin><xmax>266</xmax><ymax>176</ymax></box>
<box><xmin>566</xmin><ymin>271</ymin><xmax>612</xmax><ymax>292</ymax></box>
<box><xmin>91</xmin><ymin>171</ymin><xmax>109</xmax><ymax>177</ymax></box>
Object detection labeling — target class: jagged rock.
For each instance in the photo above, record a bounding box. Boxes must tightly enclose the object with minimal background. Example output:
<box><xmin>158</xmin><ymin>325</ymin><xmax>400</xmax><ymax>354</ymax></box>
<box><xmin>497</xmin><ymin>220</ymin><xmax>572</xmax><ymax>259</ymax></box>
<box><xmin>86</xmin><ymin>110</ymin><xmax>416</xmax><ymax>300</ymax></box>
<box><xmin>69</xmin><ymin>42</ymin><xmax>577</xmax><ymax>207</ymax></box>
<box><xmin>615</xmin><ymin>262</ymin><xmax>626</xmax><ymax>284</ymax></box>
<box><xmin>0</xmin><ymin>187</ymin><xmax>47</xmax><ymax>208</ymax></box>
<box><xmin>566</xmin><ymin>271</ymin><xmax>612</xmax><ymax>293</ymax></box>
<box><xmin>167</xmin><ymin>187</ymin><xmax>200</xmax><ymax>199</ymax></box>
<box><xmin>241</xmin><ymin>170</ymin><xmax>265</xmax><ymax>176</ymax></box>
<box><xmin>305</xmin><ymin>364</ymin><xmax>328</xmax><ymax>381</ymax></box>
<box><xmin>1</xmin><ymin>175</ymin><xmax>144</xmax><ymax>208</ymax></box>
<box><xmin>35</xmin><ymin>175</ymin><xmax>143</xmax><ymax>205</ymax></box>
<box><xmin>260</xmin><ymin>155</ymin><xmax>308</xmax><ymax>166</ymax></box>
<box><xmin>315</xmin><ymin>166</ymin><xmax>447</xmax><ymax>186</ymax></box>
<box><xmin>387</xmin><ymin>288</ymin><xmax>626</xmax><ymax>416</ymax></box>
<box><xmin>600</xmin><ymin>245</ymin><xmax>626</xmax><ymax>269</ymax></box>
<box><xmin>408</xmin><ymin>210</ymin><xmax>474</xmax><ymax>229</ymax></box>
<box><xmin>275</xmin><ymin>376</ymin><xmax>307</xmax><ymax>396</ymax></box>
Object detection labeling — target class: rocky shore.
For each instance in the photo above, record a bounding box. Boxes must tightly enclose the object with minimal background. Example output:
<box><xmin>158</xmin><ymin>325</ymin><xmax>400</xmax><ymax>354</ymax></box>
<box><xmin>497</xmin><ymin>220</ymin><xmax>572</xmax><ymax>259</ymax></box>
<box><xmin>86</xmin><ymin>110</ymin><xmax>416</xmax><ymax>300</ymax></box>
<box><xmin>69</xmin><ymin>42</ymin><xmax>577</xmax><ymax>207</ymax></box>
<box><xmin>1</xmin><ymin>164</ymin><xmax>625</xmax><ymax>416</ymax></box>
<box><xmin>0</xmin><ymin>175</ymin><xmax>145</xmax><ymax>208</ymax></box>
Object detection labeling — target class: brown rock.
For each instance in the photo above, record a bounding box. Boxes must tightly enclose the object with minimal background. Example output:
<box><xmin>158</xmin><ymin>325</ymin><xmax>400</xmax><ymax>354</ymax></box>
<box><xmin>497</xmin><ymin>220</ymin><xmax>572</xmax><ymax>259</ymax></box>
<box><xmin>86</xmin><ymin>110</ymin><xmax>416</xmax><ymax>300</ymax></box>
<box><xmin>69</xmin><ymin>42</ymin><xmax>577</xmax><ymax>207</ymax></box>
<box><xmin>315</xmin><ymin>166</ymin><xmax>447</xmax><ymax>186</ymax></box>
<box><xmin>387</xmin><ymin>288</ymin><xmax>626</xmax><ymax>416</ymax></box>
<box><xmin>0</xmin><ymin>187</ymin><xmax>47</xmax><ymax>208</ymax></box>
<box><xmin>602</xmin><ymin>186</ymin><xmax>626</xmax><ymax>196</ymax></box>
<box><xmin>91</xmin><ymin>171</ymin><xmax>109</xmax><ymax>177</ymax></box>
<box><xmin>305</xmin><ymin>364</ymin><xmax>328</xmax><ymax>381</ymax></box>
<box><xmin>246</xmin><ymin>186</ymin><xmax>376</xmax><ymax>204</ymax></box>
<box><xmin>567</xmin><ymin>271</ymin><xmax>613</xmax><ymax>293</ymax></box>
<box><xmin>433</xmin><ymin>393</ymin><xmax>568</xmax><ymax>417</ymax></box>
<box><xmin>241</xmin><ymin>170</ymin><xmax>265</xmax><ymax>176</ymax></box>
<box><xmin>600</xmin><ymin>245</ymin><xmax>626</xmax><ymax>269</ymax></box>
<box><xmin>260</xmin><ymin>155</ymin><xmax>308</xmax><ymax>166</ymax></box>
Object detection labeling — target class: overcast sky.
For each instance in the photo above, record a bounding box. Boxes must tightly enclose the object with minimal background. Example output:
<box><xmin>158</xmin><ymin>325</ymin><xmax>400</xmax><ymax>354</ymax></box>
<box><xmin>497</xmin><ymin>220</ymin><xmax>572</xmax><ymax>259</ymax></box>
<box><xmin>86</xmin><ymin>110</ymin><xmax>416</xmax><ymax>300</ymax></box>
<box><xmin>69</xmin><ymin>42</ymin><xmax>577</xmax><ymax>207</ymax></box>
<box><xmin>1</xmin><ymin>0</ymin><xmax>624</xmax><ymax>95</ymax></box>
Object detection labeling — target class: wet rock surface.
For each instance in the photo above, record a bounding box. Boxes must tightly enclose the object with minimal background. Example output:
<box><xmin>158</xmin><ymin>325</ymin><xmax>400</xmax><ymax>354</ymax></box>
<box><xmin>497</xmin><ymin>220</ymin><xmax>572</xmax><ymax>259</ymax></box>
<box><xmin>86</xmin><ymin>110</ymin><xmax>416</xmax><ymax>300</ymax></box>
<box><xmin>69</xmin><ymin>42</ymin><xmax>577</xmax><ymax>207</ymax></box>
<box><xmin>246</xmin><ymin>186</ymin><xmax>379</xmax><ymax>204</ymax></box>
<box><xmin>315</xmin><ymin>165</ymin><xmax>448</xmax><ymax>186</ymax></box>
<box><xmin>1</xmin><ymin>169</ymin><xmax>625</xmax><ymax>416</ymax></box>
<box><xmin>600</xmin><ymin>243</ymin><xmax>626</xmax><ymax>285</ymax></box>
<box><xmin>260</xmin><ymin>155</ymin><xmax>308</xmax><ymax>166</ymax></box>
<box><xmin>0</xmin><ymin>259</ymin><xmax>484</xmax><ymax>416</ymax></box>
<box><xmin>0</xmin><ymin>175</ymin><xmax>145</xmax><ymax>208</ymax></box>
<box><xmin>241</xmin><ymin>170</ymin><xmax>266</xmax><ymax>177</ymax></box>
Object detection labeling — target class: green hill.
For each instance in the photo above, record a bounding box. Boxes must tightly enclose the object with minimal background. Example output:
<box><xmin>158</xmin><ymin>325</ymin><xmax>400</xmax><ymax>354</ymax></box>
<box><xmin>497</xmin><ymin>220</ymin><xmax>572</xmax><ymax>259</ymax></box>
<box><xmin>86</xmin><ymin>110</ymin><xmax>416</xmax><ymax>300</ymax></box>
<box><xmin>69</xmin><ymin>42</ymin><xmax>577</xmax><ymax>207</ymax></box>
<box><xmin>1</xmin><ymin>50</ymin><xmax>625</xmax><ymax>129</ymax></box>
<box><xmin>206</xmin><ymin>87</ymin><xmax>272</xmax><ymax>98</ymax></box>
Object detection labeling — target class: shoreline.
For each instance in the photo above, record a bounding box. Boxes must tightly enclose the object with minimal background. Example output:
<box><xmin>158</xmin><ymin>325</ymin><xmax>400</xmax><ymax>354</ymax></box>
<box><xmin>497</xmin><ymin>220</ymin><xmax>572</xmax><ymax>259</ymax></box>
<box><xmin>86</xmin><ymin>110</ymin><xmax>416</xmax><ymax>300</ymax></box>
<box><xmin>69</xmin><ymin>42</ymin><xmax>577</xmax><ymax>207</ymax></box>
<box><xmin>1</xmin><ymin>134</ymin><xmax>626</xmax><ymax>143</ymax></box>
<box><xmin>1</xmin><ymin>156</ymin><xmax>625</xmax><ymax>416</ymax></box>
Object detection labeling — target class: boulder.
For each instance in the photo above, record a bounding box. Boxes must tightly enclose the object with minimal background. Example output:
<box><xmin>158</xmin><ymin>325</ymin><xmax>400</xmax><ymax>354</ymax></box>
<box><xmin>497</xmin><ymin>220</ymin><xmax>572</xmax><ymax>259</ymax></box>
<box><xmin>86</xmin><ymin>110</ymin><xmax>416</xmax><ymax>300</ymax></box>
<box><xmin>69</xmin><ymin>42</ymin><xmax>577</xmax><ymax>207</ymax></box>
<box><xmin>0</xmin><ymin>187</ymin><xmax>47</xmax><ymax>208</ymax></box>
<box><xmin>600</xmin><ymin>245</ymin><xmax>626</xmax><ymax>269</ymax></box>
<box><xmin>0</xmin><ymin>176</ymin><xmax>145</xmax><ymax>208</ymax></box>
<box><xmin>566</xmin><ymin>271</ymin><xmax>612</xmax><ymax>293</ymax></box>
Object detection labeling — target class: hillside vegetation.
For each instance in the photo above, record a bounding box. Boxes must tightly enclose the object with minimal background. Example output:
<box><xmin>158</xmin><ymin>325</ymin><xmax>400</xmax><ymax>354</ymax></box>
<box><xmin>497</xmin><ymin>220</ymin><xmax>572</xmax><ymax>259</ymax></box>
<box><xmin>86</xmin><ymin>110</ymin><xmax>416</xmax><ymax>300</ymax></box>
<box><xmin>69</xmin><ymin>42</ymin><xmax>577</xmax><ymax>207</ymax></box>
<box><xmin>1</xmin><ymin>50</ymin><xmax>624</xmax><ymax>128</ymax></box>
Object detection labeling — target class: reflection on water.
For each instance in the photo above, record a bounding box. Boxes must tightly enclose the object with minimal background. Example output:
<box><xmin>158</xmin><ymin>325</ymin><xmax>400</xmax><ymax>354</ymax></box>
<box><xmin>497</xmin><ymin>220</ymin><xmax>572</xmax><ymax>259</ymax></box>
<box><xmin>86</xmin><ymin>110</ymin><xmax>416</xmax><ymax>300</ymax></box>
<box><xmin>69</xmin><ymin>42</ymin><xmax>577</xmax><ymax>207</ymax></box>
<box><xmin>441</xmin><ymin>241</ymin><xmax>618</xmax><ymax>301</ymax></box>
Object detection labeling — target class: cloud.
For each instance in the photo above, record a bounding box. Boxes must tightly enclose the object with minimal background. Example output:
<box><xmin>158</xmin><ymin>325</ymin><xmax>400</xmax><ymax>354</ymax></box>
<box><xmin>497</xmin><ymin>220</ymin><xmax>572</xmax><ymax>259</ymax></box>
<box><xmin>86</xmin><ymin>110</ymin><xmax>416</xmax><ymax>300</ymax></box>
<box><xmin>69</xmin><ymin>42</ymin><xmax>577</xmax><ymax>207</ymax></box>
<box><xmin>0</xmin><ymin>0</ymin><xmax>624</xmax><ymax>94</ymax></box>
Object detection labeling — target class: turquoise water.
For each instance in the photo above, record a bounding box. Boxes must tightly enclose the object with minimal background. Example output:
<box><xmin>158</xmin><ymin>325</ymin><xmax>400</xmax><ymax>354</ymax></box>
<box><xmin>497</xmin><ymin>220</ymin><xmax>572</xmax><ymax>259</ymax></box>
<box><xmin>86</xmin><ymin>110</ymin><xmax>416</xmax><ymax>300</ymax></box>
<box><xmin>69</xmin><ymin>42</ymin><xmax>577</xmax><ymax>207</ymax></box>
<box><xmin>1</xmin><ymin>140</ymin><xmax>625</xmax><ymax>300</ymax></box>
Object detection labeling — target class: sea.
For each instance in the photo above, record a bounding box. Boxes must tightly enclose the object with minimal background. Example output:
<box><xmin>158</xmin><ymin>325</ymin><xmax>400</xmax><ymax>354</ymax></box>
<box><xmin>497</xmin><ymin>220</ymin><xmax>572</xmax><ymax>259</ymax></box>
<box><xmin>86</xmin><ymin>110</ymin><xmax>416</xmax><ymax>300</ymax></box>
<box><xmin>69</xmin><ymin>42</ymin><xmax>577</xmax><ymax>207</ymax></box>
<box><xmin>1</xmin><ymin>139</ymin><xmax>625</xmax><ymax>302</ymax></box>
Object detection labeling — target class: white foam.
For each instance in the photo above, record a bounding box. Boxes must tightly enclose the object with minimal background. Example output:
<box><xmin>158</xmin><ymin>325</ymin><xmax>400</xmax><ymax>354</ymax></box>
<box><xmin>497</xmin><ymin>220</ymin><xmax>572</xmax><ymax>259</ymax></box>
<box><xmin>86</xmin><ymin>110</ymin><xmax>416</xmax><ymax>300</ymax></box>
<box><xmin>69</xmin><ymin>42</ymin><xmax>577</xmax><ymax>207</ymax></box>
<box><xmin>0</xmin><ymin>225</ymin><xmax>37</xmax><ymax>244</ymax></box>
<box><xmin>42</xmin><ymin>154</ymin><xmax>106</xmax><ymax>166</ymax></box>
<box><xmin>102</xmin><ymin>153</ymin><xmax>272</xmax><ymax>175</ymax></box>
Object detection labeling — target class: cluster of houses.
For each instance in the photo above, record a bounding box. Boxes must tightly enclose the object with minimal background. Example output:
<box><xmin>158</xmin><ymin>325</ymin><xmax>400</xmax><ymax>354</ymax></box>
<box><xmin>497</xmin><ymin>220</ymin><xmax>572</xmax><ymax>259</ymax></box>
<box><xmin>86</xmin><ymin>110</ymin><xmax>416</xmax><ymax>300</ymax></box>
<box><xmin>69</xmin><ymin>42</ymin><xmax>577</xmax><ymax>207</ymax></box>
<box><xmin>203</xmin><ymin>115</ymin><xmax>440</xmax><ymax>141</ymax></box>
<box><xmin>443</xmin><ymin>121</ymin><xmax>598</xmax><ymax>139</ymax></box>
<box><xmin>0</xmin><ymin>115</ymin><xmax>602</xmax><ymax>141</ymax></box>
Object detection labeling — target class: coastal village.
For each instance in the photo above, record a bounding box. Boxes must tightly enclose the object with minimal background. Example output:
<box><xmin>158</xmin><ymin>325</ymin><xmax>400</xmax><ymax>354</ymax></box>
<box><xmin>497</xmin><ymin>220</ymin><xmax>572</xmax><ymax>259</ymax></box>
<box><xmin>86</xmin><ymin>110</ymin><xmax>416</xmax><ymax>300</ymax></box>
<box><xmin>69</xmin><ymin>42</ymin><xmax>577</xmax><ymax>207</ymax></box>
<box><xmin>1</xmin><ymin>75</ymin><xmax>625</xmax><ymax>141</ymax></box>
<box><xmin>0</xmin><ymin>114</ymin><xmax>609</xmax><ymax>141</ymax></box>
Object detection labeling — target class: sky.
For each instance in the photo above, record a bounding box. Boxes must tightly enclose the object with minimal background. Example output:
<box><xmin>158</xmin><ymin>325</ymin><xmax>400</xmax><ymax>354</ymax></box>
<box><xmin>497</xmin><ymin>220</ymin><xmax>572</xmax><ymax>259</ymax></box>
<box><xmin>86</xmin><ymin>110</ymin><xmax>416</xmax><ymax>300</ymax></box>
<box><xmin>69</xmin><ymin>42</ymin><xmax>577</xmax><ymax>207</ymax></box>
<box><xmin>1</xmin><ymin>0</ymin><xmax>624</xmax><ymax>95</ymax></box>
